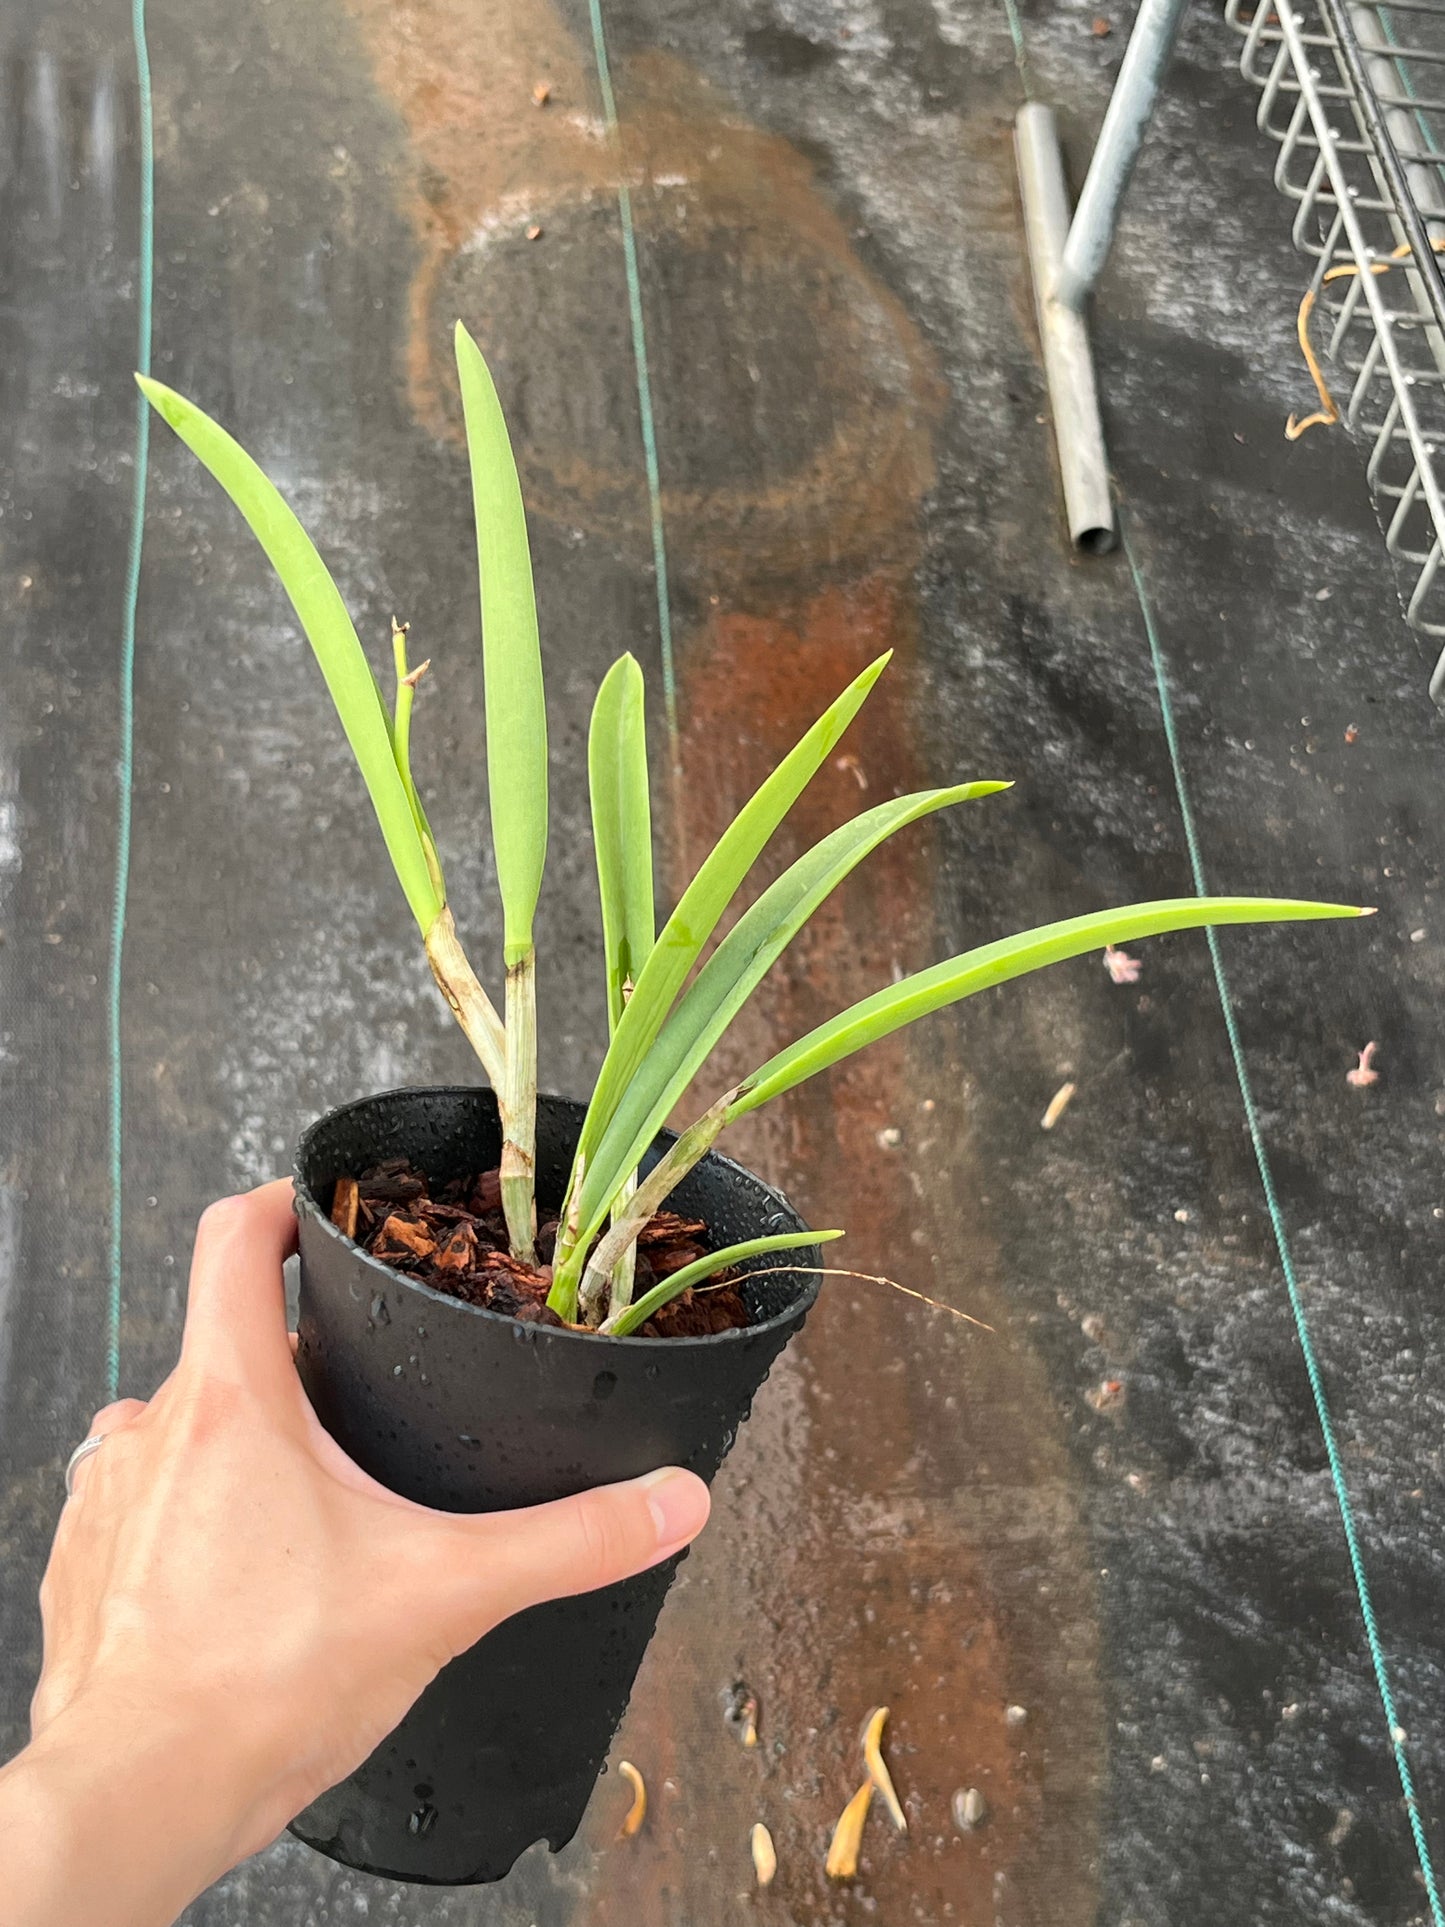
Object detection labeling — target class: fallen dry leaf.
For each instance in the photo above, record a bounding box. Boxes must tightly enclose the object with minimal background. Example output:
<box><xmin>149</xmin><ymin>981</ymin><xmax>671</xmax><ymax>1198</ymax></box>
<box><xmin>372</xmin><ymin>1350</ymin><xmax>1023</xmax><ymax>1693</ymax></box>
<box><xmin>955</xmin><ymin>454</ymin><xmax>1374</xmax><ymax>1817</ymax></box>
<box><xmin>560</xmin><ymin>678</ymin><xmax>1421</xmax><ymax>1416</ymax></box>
<box><xmin>618</xmin><ymin>1760</ymin><xmax>646</xmax><ymax>1838</ymax></box>
<box><xmin>525</xmin><ymin>223</ymin><xmax>543</xmax><ymax>241</ymax></box>
<box><xmin>532</xmin><ymin>80</ymin><xmax>551</xmax><ymax>105</ymax></box>
<box><xmin>861</xmin><ymin>1706</ymin><xmax>906</xmax><ymax>1832</ymax></box>
<box><xmin>825</xmin><ymin>1778</ymin><xmax>874</xmax><ymax>1879</ymax></box>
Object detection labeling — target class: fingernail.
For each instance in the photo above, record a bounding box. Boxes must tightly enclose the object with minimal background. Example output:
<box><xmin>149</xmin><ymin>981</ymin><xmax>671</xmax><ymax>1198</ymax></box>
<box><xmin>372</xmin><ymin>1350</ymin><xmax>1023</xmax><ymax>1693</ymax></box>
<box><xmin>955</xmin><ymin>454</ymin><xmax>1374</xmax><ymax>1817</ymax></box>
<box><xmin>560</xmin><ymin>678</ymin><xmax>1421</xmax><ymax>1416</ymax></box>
<box><xmin>639</xmin><ymin>1467</ymin><xmax>709</xmax><ymax>1548</ymax></box>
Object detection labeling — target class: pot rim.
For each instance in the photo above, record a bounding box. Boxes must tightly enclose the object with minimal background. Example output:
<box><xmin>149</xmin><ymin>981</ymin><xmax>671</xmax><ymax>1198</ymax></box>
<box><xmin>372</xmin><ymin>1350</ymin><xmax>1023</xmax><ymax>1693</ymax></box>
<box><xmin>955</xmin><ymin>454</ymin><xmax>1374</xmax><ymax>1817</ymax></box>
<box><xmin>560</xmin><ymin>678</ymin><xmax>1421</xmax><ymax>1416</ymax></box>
<box><xmin>293</xmin><ymin>1083</ymin><xmax>823</xmax><ymax>1351</ymax></box>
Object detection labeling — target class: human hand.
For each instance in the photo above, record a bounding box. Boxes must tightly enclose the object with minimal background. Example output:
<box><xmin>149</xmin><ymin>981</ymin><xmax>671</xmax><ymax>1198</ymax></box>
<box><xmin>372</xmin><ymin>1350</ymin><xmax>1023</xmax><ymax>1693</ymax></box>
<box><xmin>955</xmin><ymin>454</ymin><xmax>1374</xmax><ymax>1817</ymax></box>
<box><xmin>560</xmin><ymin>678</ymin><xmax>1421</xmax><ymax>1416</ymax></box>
<box><xmin>1</xmin><ymin>1180</ymin><xmax>709</xmax><ymax>1927</ymax></box>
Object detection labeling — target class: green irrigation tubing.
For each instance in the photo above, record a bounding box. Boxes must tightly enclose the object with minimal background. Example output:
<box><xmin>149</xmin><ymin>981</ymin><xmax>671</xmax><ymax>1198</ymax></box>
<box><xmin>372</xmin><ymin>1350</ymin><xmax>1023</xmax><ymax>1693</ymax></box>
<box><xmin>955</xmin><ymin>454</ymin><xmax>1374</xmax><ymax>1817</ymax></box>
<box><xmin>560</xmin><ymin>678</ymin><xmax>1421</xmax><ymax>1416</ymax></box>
<box><xmin>585</xmin><ymin>0</ymin><xmax>679</xmax><ymax>747</ymax></box>
<box><xmin>999</xmin><ymin>0</ymin><xmax>1037</xmax><ymax>101</ymax></box>
<box><xmin>1124</xmin><ymin>524</ymin><xmax>1444</xmax><ymax>1923</ymax></box>
<box><xmin>109</xmin><ymin>0</ymin><xmax>154</xmax><ymax>1403</ymax></box>
<box><xmin>1375</xmin><ymin>6</ymin><xmax>1440</xmax><ymax>162</ymax></box>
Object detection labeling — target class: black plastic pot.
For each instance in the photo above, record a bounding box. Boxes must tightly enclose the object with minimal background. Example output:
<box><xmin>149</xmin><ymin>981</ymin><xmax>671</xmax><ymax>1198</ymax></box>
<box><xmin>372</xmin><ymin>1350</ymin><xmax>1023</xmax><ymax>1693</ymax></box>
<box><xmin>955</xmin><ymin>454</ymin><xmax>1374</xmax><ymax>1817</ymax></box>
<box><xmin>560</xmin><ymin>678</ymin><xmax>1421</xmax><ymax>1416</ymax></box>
<box><xmin>288</xmin><ymin>1085</ymin><xmax>820</xmax><ymax>1885</ymax></box>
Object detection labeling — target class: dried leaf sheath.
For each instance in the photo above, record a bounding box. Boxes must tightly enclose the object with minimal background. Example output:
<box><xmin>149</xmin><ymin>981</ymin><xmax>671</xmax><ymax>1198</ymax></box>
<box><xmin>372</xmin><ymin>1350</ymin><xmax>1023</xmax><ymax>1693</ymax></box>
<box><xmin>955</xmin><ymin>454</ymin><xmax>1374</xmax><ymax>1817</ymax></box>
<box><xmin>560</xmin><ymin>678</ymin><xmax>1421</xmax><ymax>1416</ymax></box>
<box><xmin>862</xmin><ymin>1706</ymin><xmax>906</xmax><ymax>1832</ymax></box>
<box><xmin>500</xmin><ymin>949</ymin><xmax>538</xmax><ymax>1264</ymax></box>
<box><xmin>825</xmin><ymin>1780</ymin><xmax>874</xmax><ymax>1880</ymax></box>
<box><xmin>617</xmin><ymin>1762</ymin><xmax>646</xmax><ymax>1838</ymax></box>
<box><xmin>425</xmin><ymin>908</ymin><xmax>506</xmax><ymax>1093</ymax></box>
<box><xmin>751</xmin><ymin>1822</ymin><xmax>777</xmax><ymax>1887</ymax></box>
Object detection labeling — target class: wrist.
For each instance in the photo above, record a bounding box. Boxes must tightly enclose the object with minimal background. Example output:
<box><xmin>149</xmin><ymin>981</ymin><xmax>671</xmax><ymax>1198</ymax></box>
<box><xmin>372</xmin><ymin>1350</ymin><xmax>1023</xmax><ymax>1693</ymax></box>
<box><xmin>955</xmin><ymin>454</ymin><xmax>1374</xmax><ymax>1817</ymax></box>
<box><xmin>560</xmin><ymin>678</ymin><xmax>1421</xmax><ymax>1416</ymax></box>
<box><xmin>1</xmin><ymin>1696</ymin><xmax>261</xmax><ymax>1927</ymax></box>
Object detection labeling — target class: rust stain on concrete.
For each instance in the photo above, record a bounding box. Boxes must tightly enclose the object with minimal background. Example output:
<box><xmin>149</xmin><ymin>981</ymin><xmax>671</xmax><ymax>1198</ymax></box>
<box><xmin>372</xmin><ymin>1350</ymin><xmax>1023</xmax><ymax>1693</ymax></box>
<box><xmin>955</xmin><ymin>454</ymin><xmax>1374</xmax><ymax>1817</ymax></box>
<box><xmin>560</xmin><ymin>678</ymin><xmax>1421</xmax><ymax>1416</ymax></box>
<box><xmin>592</xmin><ymin>582</ymin><xmax>1104</xmax><ymax>1924</ymax></box>
<box><xmin>341</xmin><ymin>0</ymin><xmax>938</xmax><ymax>575</ymax></box>
<box><xmin>337</xmin><ymin>0</ymin><xmax>604</xmax><ymax>433</ymax></box>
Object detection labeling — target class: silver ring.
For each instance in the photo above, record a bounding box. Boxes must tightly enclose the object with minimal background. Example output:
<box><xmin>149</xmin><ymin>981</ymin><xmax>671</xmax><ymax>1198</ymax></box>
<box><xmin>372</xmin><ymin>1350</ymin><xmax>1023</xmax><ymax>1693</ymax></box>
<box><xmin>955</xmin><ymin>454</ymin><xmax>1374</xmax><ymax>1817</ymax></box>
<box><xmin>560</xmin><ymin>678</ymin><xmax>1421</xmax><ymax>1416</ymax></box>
<box><xmin>64</xmin><ymin>1435</ymin><xmax>106</xmax><ymax>1497</ymax></box>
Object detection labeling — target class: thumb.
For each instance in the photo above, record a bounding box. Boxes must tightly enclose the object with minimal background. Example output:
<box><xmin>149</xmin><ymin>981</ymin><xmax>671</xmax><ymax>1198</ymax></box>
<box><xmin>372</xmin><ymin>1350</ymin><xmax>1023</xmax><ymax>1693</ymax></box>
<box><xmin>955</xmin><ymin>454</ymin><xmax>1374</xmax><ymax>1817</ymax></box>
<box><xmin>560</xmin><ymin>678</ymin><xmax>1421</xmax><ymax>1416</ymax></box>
<box><xmin>429</xmin><ymin>1467</ymin><xmax>711</xmax><ymax>1643</ymax></box>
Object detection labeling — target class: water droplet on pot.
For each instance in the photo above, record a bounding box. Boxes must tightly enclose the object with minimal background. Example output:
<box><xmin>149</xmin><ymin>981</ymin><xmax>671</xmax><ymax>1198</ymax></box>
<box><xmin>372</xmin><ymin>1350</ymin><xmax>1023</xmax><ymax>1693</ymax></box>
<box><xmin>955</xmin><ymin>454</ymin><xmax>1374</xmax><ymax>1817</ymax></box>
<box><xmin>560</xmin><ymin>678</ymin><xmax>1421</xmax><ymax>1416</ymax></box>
<box><xmin>419</xmin><ymin>1373</ymin><xmax>430</xmax><ymax>1386</ymax></box>
<box><xmin>393</xmin><ymin>1364</ymin><xmax>404</xmax><ymax>1377</ymax></box>
<box><xmin>592</xmin><ymin>1369</ymin><xmax>618</xmax><ymax>1401</ymax></box>
<box><xmin>644</xmin><ymin>1363</ymin><xmax>660</xmax><ymax>1381</ymax></box>
<box><xmin>408</xmin><ymin>1802</ymin><xmax>438</xmax><ymax>1837</ymax></box>
<box><xmin>370</xmin><ymin>1293</ymin><xmax>390</xmax><ymax>1327</ymax></box>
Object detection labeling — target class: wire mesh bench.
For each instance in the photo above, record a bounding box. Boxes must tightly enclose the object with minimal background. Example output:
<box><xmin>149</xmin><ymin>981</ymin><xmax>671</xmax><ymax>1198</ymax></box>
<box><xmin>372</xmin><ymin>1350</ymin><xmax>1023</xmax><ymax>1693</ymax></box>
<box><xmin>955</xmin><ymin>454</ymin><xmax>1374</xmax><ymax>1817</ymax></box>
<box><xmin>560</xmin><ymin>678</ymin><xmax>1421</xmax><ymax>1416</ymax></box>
<box><xmin>1019</xmin><ymin>0</ymin><xmax>1445</xmax><ymax>704</ymax></box>
<box><xmin>1228</xmin><ymin>0</ymin><xmax>1445</xmax><ymax>701</ymax></box>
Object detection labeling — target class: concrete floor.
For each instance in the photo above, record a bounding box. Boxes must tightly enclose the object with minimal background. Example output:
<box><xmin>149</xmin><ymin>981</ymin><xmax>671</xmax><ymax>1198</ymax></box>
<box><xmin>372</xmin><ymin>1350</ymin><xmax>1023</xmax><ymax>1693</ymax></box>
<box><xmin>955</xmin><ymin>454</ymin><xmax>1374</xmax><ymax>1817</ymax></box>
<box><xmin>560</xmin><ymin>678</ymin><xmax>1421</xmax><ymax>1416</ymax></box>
<box><xmin>3</xmin><ymin>0</ymin><xmax>1445</xmax><ymax>1921</ymax></box>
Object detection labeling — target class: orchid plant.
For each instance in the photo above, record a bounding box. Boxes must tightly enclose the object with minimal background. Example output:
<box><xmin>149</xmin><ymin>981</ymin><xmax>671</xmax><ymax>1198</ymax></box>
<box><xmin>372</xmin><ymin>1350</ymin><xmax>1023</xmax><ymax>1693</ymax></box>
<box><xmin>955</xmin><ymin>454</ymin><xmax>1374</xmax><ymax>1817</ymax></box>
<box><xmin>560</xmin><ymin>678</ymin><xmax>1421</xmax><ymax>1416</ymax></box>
<box><xmin>138</xmin><ymin>325</ymin><xmax>1364</xmax><ymax>1337</ymax></box>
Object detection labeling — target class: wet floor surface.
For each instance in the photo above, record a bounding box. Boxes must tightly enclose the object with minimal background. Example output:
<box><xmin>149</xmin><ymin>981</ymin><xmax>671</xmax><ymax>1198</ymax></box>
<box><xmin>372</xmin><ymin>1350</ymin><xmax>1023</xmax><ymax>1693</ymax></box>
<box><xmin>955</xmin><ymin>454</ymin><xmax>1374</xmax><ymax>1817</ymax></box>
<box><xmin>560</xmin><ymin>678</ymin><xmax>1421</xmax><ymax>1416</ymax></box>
<box><xmin>3</xmin><ymin>0</ymin><xmax>1445</xmax><ymax>1921</ymax></box>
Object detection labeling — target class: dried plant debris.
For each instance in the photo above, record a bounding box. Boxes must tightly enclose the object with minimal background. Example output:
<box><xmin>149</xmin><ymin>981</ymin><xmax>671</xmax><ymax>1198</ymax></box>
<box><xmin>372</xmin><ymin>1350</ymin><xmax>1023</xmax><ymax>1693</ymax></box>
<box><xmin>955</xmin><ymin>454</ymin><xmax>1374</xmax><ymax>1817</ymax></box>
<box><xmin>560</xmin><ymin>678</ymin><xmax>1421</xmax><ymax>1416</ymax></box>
<box><xmin>826</xmin><ymin>1704</ymin><xmax>907</xmax><ymax>1879</ymax></box>
<box><xmin>751</xmin><ymin>1821</ymin><xmax>777</xmax><ymax>1887</ymax></box>
<box><xmin>1347</xmin><ymin>1041</ymin><xmax>1380</xmax><ymax>1088</ymax></box>
<box><xmin>618</xmin><ymin>1761</ymin><xmax>647</xmax><ymax>1838</ymax></box>
<box><xmin>330</xmin><ymin>1175</ymin><xmax>360</xmax><ymax>1239</ymax></box>
<box><xmin>333</xmin><ymin>1160</ymin><xmax>753</xmax><ymax>1336</ymax></box>
<box><xmin>724</xmin><ymin>1680</ymin><xmax>760</xmax><ymax>1747</ymax></box>
<box><xmin>952</xmin><ymin>1786</ymin><xmax>988</xmax><ymax>1832</ymax></box>
<box><xmin>1288</xmin><ymin>239</ymin><xmax>1445</xmax><ymax>437</ymax></box>
<box><xmin>862</xmin><ymin>1706</ymin><xmax>906</xmax><ymax>1832</ymax></box>
<box><xmin>825</xmin><ymin>1778</ymin><xmax>874</xmax><ymax>1880</ymax></box>
<box><xmin>1085</xmin><ymin>1377</ymin><xmax>1125</xmax><ymax>1414</ymax></box>
<box><xmin>1041</xmin><ymin>1081</ymin><xmax>1076</xmax><ymax>1130</ymax></box>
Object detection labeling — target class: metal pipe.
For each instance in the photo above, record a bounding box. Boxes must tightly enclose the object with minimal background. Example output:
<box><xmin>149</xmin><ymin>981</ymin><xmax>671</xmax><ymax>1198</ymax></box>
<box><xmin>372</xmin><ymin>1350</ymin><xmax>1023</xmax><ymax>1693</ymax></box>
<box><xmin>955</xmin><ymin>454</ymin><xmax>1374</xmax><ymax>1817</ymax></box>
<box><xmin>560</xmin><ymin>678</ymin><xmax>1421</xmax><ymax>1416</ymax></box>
<box><xmin>1016</xmin><ymin>103</ymin><xmax>1118</xmax><ymax>553</ymax></box>
<box><xmin>1054</xmin><ymin>0</ymin><xmax>1192</xmax><ymax>312</ymax></box>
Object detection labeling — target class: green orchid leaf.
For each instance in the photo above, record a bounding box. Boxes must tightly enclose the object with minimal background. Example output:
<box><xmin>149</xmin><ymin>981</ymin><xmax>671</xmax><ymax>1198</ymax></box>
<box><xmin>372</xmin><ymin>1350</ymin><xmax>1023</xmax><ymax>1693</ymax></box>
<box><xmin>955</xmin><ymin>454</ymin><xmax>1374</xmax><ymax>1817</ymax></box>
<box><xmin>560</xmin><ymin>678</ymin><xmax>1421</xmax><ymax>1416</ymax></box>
<box><xmin>455</xmin><ymin>322</ymin><xmax>548</xmax><ymax>966</ymax></box>
<box><xmin>589</xmin><ymin>654</ymin><xmax>655</xmax><ymax>1032</ymax></box>
<box><xmin>136</xmin><ymin>375</ymin><xmax>442</xmax><ymax>933</ymax></box>
<box><xmin>390</xmin><ymin>623</ymin><xmax>444</xmax><ymax>901</ymax></box>
<box><xmin>602</xmin><ymin>1230</ymin><xmax>843</xmax><ymax>1337</ymax></box>
<box><xmin>570</xmin><ymin>653</ymin><xmax>892</xmax><ymax>1194</ymax></box>
<box><xmin>729</xmin><ymin>897</ymin><xmax>1370</xmax><ymax>1116</ymax></box>
<box><xmin>572</xmin><ymin>780</ymin><xmax>1009</xmax><ymax>1246</ymax></box>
